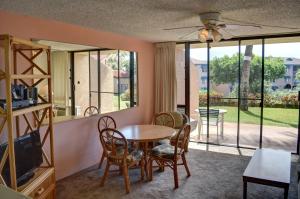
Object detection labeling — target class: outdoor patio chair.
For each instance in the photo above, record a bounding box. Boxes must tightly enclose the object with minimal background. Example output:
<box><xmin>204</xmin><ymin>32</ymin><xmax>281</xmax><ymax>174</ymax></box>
<box><xmin>198</xmin><ymin>109</ymin><xmax>220</xmax><ymax>137</ymax></box>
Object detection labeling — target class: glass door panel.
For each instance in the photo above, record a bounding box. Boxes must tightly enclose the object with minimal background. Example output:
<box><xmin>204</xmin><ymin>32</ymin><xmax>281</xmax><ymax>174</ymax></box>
<box><xmin>263</xmin><ymin>37</ymin><xmax>300</xmax><ymax>152</ymax></box>
<box><xmin>190</xmin><ymin>43</ymin><xmax>207</xmax><ymax>142</ymax></box>
<box><xmin>239</xmin><ymin>40</ymin><xmax>263</xmax><ymax>148</ymax></box>
<box><xmin>99</xmin><ymin>50</ymin><xmax>119</xmax><ymax>113</ymax></box>
<box><xmin>89</xmin><ymin>51</ymin><xmax>99</xmax><ymax>110</ymax></box>
<box><xmin>74</xmin><ymin>52</ymin><xmax>89</xmax><ymax>116</ymax></box>
<box><xmin>209</xmin><ymin>41</ymin><xmax>239</xmax><ymax>146</ymax></box>
<box><xmin>119</xmin><ymin>50</ymin><xmax>130</xmax><ymax>110</ymax></box>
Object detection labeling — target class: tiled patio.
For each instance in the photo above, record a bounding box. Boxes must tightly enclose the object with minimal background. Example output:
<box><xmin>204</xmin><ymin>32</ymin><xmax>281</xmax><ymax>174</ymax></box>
<box><xmin>190</xmin><ymin>121</ymin><xmax>298</xmax><ymax>152</ymax></box>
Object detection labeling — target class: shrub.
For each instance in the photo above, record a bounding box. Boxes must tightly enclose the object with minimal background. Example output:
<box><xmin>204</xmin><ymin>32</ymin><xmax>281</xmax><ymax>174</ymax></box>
<box><xmin>199</xmin><ymin>91</ymin><xmax>223</xmax><ymax>106</ymax></box>
<box><xmin>198</xmin><ymin>89</ymin><xmax>298</xmax><ymax>108</ymax></box>
<box><xmin>121</xmin><ymin>89</ymin><xmax>130</xmax><ymax>101</ymax></box>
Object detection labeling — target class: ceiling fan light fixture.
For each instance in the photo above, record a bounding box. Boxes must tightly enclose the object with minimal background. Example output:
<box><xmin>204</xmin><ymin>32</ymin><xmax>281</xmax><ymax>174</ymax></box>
<box><xmin>198</xmin><ymin>29</ymin><xmax>208</xmax><ymax>42</ymax></box>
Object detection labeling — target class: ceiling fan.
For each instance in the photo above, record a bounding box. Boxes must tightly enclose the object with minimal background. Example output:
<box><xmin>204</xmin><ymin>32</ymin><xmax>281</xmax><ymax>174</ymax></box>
<box><xmin>164</xmin><ymin>12</ymin><xmax>300</xmax><ymax>42</ymax></box>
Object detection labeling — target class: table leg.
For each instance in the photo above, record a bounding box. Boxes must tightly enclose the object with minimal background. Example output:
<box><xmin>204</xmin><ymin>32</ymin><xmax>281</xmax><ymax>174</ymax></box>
<box><xmin>221</xmin><ymin>113</ymin><xmax>224</xmax><ymax>137</ymax></box>
<box><xmin>143</xmin><ymin>142</ymin><xmax>149</xmax><ymax>180</ymax></box>
<box><xmin>284</xmin><ymin>186</ymin><xmax>289</xmax><ymax>199</ymax></box>
<box><xmin>243</xmin><ymin>181</ymin><xmax>247</xmax><ymax>199</ymax></box>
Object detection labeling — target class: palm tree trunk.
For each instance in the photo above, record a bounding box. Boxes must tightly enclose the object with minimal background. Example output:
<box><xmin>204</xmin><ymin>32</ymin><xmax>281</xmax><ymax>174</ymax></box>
<box><xmin>240</xmin><ymin>45</ymin><xmax>253</xmax><ymax>111</ymax></box>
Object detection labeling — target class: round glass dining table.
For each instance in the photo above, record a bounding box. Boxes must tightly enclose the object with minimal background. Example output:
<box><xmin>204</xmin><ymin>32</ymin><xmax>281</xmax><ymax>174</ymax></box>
<box><xmin>118</xmin><ymin>124</ymin><xmax>176</xmax><ymax>179</ymax></box>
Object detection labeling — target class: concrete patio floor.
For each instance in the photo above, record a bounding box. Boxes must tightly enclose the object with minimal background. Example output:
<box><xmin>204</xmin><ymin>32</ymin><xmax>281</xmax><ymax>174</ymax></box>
<box><xmin>190</xmin><ymin>121</ymin><xmax>298</xmax><ymax>152</ymax></box>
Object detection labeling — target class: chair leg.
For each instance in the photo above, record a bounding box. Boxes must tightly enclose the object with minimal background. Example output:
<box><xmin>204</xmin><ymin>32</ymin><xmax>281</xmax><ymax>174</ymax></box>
<box><xmin>159</xmin><ymin>160</ymin><xmax>165</xmax><ymax>172</ymax></box>
<box><xmin>149</xmin><ymin>158</ymin><xmax>153</xmax><ymax>181</ymax></box>
<box><xmin>197</xmin><ymin>122</ymin><xmax>201</xmax><ymax>140</ymax></box>
<box><xmin>182</xmin><ymin>153</ymin><xmax>191</xmax><ymax>177</ymax></box>
<box><xmin>119</xmin><ymin>165</ymin><xmax>123</xmax><ymax>175</ymax></box>
<box><xmin>122</xmin><ymin>164</ymin><xmax>131</xmax><ymax>194</ymax></box>
<box><xmin>173</xmin><ymin>163</ymin><xmax>179</xmax><ymax>189</ymax></box>
<box><xmin>184</xmin><ymin>139</ymin><xmax>189</xmax><ymax>152</ymax></box>
<box><xmin>100</xmin><ymin>162</ymin><xmax>110</xmax><ymax>186</ymax></box>
<box><xmin>98</xmin><ymin>151</ymin><xmax>105</xmax><ymax>169</ymax></box>
<box><xmin>140</xmin><ymin>159</ymin><xmax>144</xmax><ymax>181</ymax></box>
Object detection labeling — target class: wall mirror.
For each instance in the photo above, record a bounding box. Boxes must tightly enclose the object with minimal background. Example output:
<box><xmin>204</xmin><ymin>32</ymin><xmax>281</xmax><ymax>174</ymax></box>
<box><xmin>33</xmin><ymin>40</ymin><xmax>138</xmax><ymax>118</ymax></box>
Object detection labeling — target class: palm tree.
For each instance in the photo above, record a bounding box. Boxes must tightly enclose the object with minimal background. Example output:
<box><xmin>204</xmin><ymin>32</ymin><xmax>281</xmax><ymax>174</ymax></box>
<box><xmin>240</xmin><ymin>45</ymin><xmax>253</xmax><ymax>111</ymax></box>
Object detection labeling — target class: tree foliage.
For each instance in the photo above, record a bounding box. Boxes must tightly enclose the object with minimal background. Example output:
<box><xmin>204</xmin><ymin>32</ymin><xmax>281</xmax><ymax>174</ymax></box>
<box><xmin>106</xmin><ymin>51</ymin><xmax>130</xmax><ymax>71</ymax></box>
<box><xmin>210</xmin><ymin>53</ymin><xmax>286</xmax><ymax>93</ymax></box>
<box><xmin>295</xmin><ymin>69</ymin><xmax>300</xmax><ymax>81</ymax></box>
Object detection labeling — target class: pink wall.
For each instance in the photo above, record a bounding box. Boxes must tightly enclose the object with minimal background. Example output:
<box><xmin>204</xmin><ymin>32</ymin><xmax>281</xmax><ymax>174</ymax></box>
<box><xmin>0</xmin><ymin>10</ymin><xmax>155</xmax><ymax>180</ymax></box>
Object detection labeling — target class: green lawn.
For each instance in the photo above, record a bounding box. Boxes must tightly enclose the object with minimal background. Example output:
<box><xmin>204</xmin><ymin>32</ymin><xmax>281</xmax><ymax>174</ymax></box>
<box><xmin>113</xmin><ymin>95</ymin><xmax>129</xmax><ymax>110</ymax></box>
<box><xmin>206</xmin><ymin>106</ymin><xmax>298</xmax><ymax>128</ymax></box>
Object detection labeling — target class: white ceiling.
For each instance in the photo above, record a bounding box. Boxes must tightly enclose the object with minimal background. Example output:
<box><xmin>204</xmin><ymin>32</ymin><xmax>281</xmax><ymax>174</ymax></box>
<box><xmin>1</xmin><ymin>0</ymin><xmax>300</xmax><ymax>42</ymax></box>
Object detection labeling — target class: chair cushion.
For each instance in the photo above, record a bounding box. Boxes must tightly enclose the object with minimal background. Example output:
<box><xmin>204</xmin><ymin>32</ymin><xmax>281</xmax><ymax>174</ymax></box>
<box><xmin>128</xmin><ymin>149</ymin><xmax>144</xmax><ymax>162</ymax></box>
<box><xmin>106</xmin><ymin>139</ymin><xmax>125</xmax><ymax>146</ymax></box>
<box><xmin>106</xmin><ymin>139</ymin><xmax>135</xmax><ymax>153</ymax></box>
<box><xmin>157</xmin><ymin>138</ymin><xmax>170</xmax><ymax>145</ymax></box>
<box><xmin>169</xmin><ymin>112</ymin><xmax>184</xmax><ymax>129</ymax></box>
<box><xmin>157</xmin><ymin>129</ymin><xmax>183</xmax><ymax>145</ymax></box>
<box><xmin>112</xmin><ymin>148</ymin><xmax>144</xmax><ymax>163</ymax></box>
<box><xmin>151</xmin><ymin>144</ymin><xmax>178</xmax><ymax>159</ymax></box>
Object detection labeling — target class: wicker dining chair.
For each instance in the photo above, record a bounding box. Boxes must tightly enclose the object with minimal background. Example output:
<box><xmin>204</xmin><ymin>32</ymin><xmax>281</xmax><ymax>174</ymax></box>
<box><xmin>97</xmin><ymin>116</ymin><xmax>117</xmax><ymax>169</ymax></box>
<box><xmin>149</xmin><ymin>124</ymin><xmax>191</xmax><ymax>189</ymax></box>
<box><xmin>169</xmin><ymin>112</ymin><xmax>190</xmax><ymax>152</ymax></box>
<box><xmin>84</xmin><ymin>106</ymin><xmax>99</xmax><ymax>116</ymax></box>
<box><xmin>153</xmin><ymin>112</ymin><xmax>175</xmax><ymax>128</ymax></box>
<box><xmin>156</xmin><ymin>111</ymin><xmax>191</xmax><ymax>152</ymax></box>
<box><xmin>99</xmin><ymin>128</ymin><xmax>144</xmax><ymax>193</ymax></box>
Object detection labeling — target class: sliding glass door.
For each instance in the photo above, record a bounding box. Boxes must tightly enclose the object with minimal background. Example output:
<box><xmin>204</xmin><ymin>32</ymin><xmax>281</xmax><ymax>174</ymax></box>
<box><xmin>178</xmin><ymin>35</ymin><xmax>300</xmax><ymax>153</ymax></box>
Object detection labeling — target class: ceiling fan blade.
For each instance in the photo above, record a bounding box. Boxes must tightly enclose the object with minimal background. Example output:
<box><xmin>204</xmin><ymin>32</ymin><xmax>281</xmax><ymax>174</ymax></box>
<box><xmin>226</xmin><ymin>23</ymin><xmax>262</xmax><ymax>29</ymax></box>
<box><xmin>222</xmin><ymin>17</ymin><xmax>300</xmax><ymax>30</ymax></box>
<box><xmin>216</xmin><ymin>20</ymin><xmax>261</xmax><ymax>29</ymax></box>
<box><xmin>217</xmin><ymin>28</ymin><xmax>234</xmax><ymax>40</ymax></box>
<box><xmin>179</xmin><ymin>29</ymin><xmax>200</xmax><ymax>40</ymax></box>
<box><xmin>163</xmin><ymin>25</ymin><xmax>203</xmax><ymax>31</ymax></box>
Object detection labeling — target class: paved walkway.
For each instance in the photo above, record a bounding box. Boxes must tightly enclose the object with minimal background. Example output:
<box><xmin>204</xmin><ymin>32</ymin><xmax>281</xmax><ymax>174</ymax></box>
<box><xmin>190</xmin><ymin>122</ymin><xmax>298</xmax><ymax>152</ymax></box>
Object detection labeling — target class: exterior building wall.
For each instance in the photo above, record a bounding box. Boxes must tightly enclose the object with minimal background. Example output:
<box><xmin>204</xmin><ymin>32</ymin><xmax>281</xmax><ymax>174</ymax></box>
<box><xmin>194</xmin><ymin>58</ymin><xmax>300</xmax><ymax>91</ymax></box>
<box><xmin>190</xmin><ymin>63</ymin><xmax>200</xmax><ymax>120</ymax></box>
<box><xmin>175</xmin><ymin>48</ymin><xmax>185</xmax><ymax>106</ymax></box>
<box><xmin>175</xmin><ymin>48</ymin><xmax>200</xmax><ymax>120</ymax></box>
<box><xmin>100</xmin><ymin>64</ymin><xmax>115</xmax><ymax>113</ymax></box>
<box><xmin>74</xmin><ymin>53</ymin><xmax>90</xmax><ymax>115</ymax></box>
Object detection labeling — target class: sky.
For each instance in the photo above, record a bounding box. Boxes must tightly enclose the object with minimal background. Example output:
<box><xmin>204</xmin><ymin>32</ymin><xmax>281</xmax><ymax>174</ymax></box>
<box><xmin>190</xmin><ymin>42</ymin><xmax>300</xmax><ymax>61</ymax></box>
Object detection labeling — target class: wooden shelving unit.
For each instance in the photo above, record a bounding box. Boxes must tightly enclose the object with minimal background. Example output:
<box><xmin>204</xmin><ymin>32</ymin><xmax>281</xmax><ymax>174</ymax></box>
<box><xmin>0</xmin><ymin>34</ymin><xmax>55</xmax><ymax>199</ymax></box>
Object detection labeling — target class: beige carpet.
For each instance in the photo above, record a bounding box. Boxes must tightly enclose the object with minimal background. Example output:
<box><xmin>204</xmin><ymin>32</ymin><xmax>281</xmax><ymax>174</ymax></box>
<box><xmin>56</xmin><ymin>149</ymin><xmax>298</xmax><ymax>199</ymax></box>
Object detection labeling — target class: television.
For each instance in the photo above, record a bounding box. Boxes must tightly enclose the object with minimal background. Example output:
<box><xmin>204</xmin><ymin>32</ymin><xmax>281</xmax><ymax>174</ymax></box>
<box><xmin>0</xmin><ymin>130</ymin><xmax>43</xmax><ymax>187</ymax></box>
